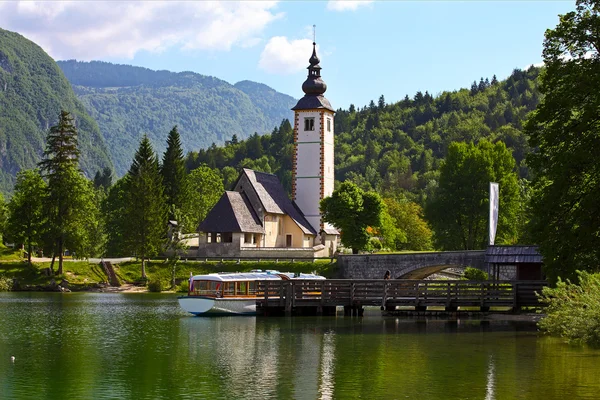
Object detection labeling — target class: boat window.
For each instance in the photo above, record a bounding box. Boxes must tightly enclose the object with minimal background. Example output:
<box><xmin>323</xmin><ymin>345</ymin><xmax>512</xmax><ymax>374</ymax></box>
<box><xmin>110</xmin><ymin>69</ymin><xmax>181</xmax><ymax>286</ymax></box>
<box><xmin>236</xmin><ymin>281</ymin><xmax>248</xmax><ymax>296</ymax></box>
<box><xmin>223</xmin><ymin>282</ymin><xmax>235</xmax><ymax>296</ymax></box>
<box><xmin>192</xmin><ymin>280</ymin><xmax>221</xmax><ymax>297</ymax></box>
<box><xmin>248</xmin><ymin>281</ymin><xmax>256</xmax><ymax>295</ymax></box>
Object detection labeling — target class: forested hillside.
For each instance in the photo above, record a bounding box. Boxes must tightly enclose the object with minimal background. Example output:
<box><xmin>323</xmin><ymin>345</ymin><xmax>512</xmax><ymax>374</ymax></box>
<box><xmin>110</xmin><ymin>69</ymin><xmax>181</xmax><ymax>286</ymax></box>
<box><xmin>0</xmin><ymin>29</ymin><xmax>113</xmax><ymax>194</ymax></box>
<box><xmin>58</xmin><ymin>60</ymin><xmax>296</xmax><ymax>175</ymax></box>
<box><xmin>186</xmin><ymin>67</ymin><xmax>541</xmax><ymax>202</ymax></box>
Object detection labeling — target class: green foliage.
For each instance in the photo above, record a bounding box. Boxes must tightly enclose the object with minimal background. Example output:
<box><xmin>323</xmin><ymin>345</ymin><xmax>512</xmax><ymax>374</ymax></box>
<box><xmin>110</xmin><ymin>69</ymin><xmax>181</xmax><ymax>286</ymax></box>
<box><xmin>185</xmin><ymin>166</ymin><xmax>224</xmax><ymax>232</ymax></box>
<box><xmin>161</xmin><ymin>125</ymin><xmax>187</xmax><ymax>221</ymax></box>
<box><xmin>147</xmin><ymin>280</ymin><xmax>163</xmax><ymax>293</ymax></box>
<box><xmin>6</xmin><ymin>169</ymin><xmax>47</xmax><ymax>263</ymax></box>
<box><xmin>383</xmin><ymin>197</ymin><xmax>433</xmax><ymax>251</ymax></box>
<box><xmin>57</xmin><ymin>60</ymin><xmax>295</xmax><ymax>175</ymax></box>
<box><xmin>426</xmin><ymin>140</ymin><xmax>521</xmax><ymax>250</ymax></box>
<box><xmin>0</xmin><ymin>275</ymin><xmax>12</xmax><ymax>291</ymax></box>
<box><xmin>0</xmin><ymin>28</ymin><xmax>112</xmax><ymax>195</ymax></box>
<box><xmin>0</xmin><ymin>193</ymin><xmax>6</xmax><ymax>242</ymax></box>
<box><xmin>538</xmin><ymin>271</ymin><xmax>600</xmax><ymax>346</ymax></box>
<box><xmin>321</xmin><ymin>182</ymin><xmax>383</xmax><ymax>254</ymax></box>
<box><xmin>525</xmin><ymin>0</ymin><xmax>600</xmax><ymax>283</ymax></box>
<box><xmin>39</xmin><ymin>111</ymin><xmax>99</xmax><ymax>274</ymax></box>
<box><xmin>122</xmin><ymin>135</ymin><xmax>167</xmax><ymax>278</ymax></box>
<box><xmin>463</xmin><ymin>267</ymin><xmax>489</xmax><ymax>281</ymax></box>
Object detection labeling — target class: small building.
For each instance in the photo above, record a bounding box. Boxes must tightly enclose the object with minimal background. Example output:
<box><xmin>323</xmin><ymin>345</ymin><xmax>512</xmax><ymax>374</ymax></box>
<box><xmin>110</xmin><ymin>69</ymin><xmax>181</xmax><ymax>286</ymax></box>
<box><xmin>485</xmin><ymin>245</ymin><xmax>544</xmax><ymax>280</ymax></box>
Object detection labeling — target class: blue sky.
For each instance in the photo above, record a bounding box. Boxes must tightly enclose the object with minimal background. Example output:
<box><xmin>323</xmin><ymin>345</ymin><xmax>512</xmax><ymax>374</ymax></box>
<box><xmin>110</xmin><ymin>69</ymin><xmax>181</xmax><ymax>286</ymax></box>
<box><xmin>0</xmin><ymin>1</ymin><xmax>575</xmax><ymax>109</ymax></box>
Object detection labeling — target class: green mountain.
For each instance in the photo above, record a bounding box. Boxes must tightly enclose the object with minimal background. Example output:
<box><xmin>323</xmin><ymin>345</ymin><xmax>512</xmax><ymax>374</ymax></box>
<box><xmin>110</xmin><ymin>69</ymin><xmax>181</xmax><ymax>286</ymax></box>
<box><xmin>186</xmin><ymin>67</ymin><xmax>541</xmax><ymax>203</ymax></box>
<box><xmin>0</xmin><ymin>29</ymin><xmax>113</xmax><ymax>194</ymax></box>
<box><xmin>57</xmin><ymin>60</ymin><xmax>296</xmax><ymax>175</ymax></box>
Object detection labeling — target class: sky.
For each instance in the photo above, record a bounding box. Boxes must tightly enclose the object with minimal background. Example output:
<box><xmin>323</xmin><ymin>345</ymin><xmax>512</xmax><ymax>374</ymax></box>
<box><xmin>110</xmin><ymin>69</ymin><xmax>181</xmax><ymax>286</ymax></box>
<box><xmin>0</xmin><ymin>0</ymin><xmax>576</xmax><ymax>109</ymax></box>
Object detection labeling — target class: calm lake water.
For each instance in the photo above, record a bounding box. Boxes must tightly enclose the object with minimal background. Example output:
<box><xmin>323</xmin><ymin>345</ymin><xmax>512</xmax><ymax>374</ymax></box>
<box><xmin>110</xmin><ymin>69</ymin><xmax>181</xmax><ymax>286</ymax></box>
<box><xmin>0</xmin><ymin>293</ymin><xmax>599</xmax><ymax>400</ymax></box>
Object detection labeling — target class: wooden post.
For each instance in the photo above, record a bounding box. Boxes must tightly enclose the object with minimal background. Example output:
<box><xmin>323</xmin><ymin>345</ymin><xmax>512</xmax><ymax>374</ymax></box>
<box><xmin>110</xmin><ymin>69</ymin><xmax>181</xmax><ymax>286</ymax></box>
<box><xmin>285</xmin><ymin>282</ymin><xmax>293</xmax><ymax>316</ymax></box>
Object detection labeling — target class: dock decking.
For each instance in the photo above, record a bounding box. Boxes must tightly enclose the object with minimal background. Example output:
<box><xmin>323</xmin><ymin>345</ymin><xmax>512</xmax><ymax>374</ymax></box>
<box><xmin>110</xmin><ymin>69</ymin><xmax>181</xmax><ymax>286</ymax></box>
<box><xmin>255</xmin><ymin>279</ymin><xmax>548</xmax><ymax>316</ymax></box>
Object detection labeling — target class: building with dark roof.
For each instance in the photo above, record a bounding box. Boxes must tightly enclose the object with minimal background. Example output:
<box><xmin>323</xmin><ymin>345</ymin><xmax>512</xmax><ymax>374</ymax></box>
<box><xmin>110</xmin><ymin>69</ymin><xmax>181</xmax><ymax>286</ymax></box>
<box><xmin>196</xmin><ymin>41</ymin><xmax>339</xmax><ymax>258</ymax></box>
<box><xmin>485</xmin><ymin>245</ymin><xmax>544</xmax><ymax>280</ymax></box>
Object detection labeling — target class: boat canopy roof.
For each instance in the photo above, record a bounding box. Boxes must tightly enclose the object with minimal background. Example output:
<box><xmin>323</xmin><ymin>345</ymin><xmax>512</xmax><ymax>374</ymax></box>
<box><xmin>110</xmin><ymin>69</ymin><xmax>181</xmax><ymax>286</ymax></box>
<box><xmin>191</xmin><ymin>271</ymin><xmax>325</xmax><ymax>282</ymax></box>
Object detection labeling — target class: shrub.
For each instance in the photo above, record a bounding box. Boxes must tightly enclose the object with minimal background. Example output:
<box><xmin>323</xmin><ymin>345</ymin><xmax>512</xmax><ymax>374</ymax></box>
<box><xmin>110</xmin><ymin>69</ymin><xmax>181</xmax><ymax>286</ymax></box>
<box><xmin>178</xmin><ymin>280</ymin><xmax>190</xmax><ymax>293</ymax></box>
<box><xmin>538</xmin><ymin>271</ymin><xmax>600</xmax><ymax>346</ymax></box>
<box><xmin>147</xmin><ymin>280</ymin><xmax>163</xmax><ymax>293</ymax></box>
<box><xmin>0</xmin><ymin>275</ymin><xmax>12</xmax><ymax>291</ymax></box>
<box><xmin>463</xmin><ymin>267</ymin><xmax>488</xmax><ymax>281</ymax></box>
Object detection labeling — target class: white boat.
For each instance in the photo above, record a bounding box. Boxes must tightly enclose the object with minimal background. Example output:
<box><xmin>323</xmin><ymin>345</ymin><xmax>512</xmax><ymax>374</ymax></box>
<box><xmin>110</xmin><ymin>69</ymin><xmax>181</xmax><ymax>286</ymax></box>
<box><xmin>178</xmin><ymin>271</ymin><xmax>325</xmax><ymax>316</ymax></box>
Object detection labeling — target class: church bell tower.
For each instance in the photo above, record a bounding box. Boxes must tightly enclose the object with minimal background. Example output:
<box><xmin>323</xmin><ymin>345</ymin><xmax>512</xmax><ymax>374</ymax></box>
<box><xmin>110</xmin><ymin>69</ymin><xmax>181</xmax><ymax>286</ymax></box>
<box><xmin>291</xmin><ymin>41</ymin><xmax>336</xmax><ymax>236</ymax></box>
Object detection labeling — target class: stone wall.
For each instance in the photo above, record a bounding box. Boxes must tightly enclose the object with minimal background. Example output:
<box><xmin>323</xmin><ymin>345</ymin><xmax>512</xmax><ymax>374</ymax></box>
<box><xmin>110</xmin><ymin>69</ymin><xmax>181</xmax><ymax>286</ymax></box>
<box><xmin>337</xmin><ymin>251</ymin><xmax>487</xmax><ymax>279</ymax></box>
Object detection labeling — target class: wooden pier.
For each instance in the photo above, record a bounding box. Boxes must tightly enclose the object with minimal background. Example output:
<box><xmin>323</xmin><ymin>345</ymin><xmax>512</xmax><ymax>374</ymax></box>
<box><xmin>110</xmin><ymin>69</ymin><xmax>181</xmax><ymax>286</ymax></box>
<box><xmin>255</xmin><ymin>279</ymin><xmax>548</xmax><ymax>316</ymax></box>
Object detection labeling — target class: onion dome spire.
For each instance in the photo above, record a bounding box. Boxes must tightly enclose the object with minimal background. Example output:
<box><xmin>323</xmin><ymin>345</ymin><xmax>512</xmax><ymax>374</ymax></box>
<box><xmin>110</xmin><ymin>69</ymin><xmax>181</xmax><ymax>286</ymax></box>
<box><xmin>302</xmin><ymin>42</ymin><xmax>327</xmax><ymax>96</ymax></box>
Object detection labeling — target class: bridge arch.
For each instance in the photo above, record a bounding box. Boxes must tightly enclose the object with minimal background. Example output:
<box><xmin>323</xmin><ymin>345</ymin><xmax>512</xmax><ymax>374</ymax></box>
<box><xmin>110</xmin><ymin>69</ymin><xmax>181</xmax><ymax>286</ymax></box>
<box><xmin>337</xmin><ymin>251</ymin><xmax>516</xmax><ymax>280</ymax></box>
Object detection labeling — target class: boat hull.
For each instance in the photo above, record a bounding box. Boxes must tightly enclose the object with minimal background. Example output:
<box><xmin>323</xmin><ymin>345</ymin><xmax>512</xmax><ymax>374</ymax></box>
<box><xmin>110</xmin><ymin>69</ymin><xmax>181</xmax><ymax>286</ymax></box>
<box><xmin>178</xmin><ymin>296</ymin><xmax>257</xmax><ymax>316</ymax></box>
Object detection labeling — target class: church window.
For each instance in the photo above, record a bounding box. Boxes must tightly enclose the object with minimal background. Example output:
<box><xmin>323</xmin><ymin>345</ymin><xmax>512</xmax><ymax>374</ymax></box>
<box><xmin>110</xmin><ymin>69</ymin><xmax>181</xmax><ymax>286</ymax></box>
<box><xmin>327</xmin><ymin>118</ymin><xmax>331</xmax><ymax>132</ymax></box>
<box><xmin>304</xmin><ymin>117</ymin><xmax>315</xmax><ymax>131</ymax></box>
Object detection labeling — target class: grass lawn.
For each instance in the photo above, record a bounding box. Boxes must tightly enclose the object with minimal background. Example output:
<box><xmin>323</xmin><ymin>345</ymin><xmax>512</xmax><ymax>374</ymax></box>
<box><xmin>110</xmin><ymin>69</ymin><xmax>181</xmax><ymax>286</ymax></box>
<box><xmin>0</xmin><ymin>256</ymin><xmax>338</xmax><ymax>292</ymax></box>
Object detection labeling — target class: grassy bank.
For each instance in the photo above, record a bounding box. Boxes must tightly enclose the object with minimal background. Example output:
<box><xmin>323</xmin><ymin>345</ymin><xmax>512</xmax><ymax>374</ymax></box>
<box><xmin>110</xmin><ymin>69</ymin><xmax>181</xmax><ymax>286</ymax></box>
<box><xmin>0</xmin><ymin>255</ymin><xmax>338</xmax><ymax>292</ymax></box>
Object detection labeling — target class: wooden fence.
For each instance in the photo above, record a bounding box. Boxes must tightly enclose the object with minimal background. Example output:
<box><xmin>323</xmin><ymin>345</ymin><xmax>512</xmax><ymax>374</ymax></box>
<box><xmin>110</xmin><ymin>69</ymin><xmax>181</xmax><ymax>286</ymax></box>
<box><xmin>256</xmin><ymin>280</ymin><xmax>548</xmax><ymax>313</ymax></box>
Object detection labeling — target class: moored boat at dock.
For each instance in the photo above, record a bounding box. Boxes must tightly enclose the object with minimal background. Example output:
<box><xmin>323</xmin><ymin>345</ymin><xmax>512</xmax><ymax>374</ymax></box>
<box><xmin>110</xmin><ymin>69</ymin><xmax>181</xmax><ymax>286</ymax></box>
<box><xmin>178</xmin><ymin>271</ymin><xmax>324</xmax><ymax>316</ymax></box>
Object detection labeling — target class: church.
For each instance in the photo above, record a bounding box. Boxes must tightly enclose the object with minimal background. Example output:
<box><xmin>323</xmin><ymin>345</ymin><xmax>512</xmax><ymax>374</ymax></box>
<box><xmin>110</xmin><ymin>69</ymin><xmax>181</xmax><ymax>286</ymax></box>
<box><xmin>196</xmin><ymin>41</ymin><xmax>339</xmax><ymax>258</ymax></box>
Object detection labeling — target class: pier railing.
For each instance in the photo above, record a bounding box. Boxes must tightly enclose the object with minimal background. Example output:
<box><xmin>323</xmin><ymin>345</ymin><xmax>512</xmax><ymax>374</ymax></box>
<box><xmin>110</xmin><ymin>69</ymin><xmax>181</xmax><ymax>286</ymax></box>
<box><xmin>256</xmin><ymin>280</ymin><xmax>548</xmax><ymax>311</ymax></box>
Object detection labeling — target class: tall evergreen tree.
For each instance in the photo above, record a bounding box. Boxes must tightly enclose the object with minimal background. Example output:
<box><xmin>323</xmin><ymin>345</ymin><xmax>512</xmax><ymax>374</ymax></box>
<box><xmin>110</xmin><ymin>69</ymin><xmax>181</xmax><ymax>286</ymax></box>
<box><xmin>161</xmin><ymin>126</ymin><xmax>187</xmax><ymax>221</ymax></box>
<box><xmin>38</xmin><ymin>110</ymin><xmax>83</xmax><ymax>275</ymax></box>
<box><xmin>6</xmin><ymin>170</ymin><xmax>48</xmax><ymax>264</ymax></box>
<box><xmin>124</xmin><ymin>135</ymin><xmax>166</xmax><ymax>278</ymax></box>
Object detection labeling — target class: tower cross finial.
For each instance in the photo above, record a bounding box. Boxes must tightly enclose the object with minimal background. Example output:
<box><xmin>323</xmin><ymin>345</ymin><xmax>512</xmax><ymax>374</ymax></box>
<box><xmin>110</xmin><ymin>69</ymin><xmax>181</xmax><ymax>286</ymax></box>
<box><xmin>313</xmin><ymin>24</ymin><xmax>316</xmax><ymax>44</ymax></box>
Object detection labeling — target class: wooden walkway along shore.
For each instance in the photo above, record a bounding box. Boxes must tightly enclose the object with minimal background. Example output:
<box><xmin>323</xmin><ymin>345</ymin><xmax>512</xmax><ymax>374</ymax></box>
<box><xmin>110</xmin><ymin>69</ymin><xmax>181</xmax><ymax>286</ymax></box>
<box><xmin>255</xmin><ymin>280</ymin><xmax>548</xmax><ymax>316</ymax></box>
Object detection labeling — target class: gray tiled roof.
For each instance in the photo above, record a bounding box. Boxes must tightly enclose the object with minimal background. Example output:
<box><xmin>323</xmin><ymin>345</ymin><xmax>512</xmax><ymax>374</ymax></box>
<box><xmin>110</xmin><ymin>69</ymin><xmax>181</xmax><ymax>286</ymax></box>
<box><xmin>198</xmin><ymin>191</ymin><xmax>264</xmax><ymax>234</ymax></box>
<box><xmin>485</xmin><ymin>245</ymin><xmax>542</xmax><ymax>264</ymax></box>
<box><xmin>242</xmin><ymin>169</ymin><xmax>317</xmax><ymax>235</ymax></box>
<box><xmin>292</xmin><ymin>95</ymin><xmax>334</xmax><ymax>112</ymax></box>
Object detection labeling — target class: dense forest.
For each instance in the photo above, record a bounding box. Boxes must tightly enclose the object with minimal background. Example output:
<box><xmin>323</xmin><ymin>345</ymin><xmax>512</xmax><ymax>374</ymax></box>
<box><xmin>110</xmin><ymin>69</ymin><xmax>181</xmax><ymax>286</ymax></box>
<box><xmin>58</xmin><ymin>60</ymin><xmax>297</xmax><ymax>175</ymax></box>
<box><xmin>186</xmin><ymin>66</ymin><xmax>541</xmax><ymax>203</ymax></box>
<box><xmin>0</xmin><ymin>28</ymin><xmax>113</xmax><ymax>194</ymax></box>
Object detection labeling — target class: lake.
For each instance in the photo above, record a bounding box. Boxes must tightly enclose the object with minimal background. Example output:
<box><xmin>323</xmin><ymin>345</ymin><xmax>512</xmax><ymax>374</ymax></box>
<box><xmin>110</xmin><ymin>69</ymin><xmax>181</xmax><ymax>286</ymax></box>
<box><xmin>0</xmin><ymin>293</ymin><xmax>599</xmax><ymax>399</ymax></box>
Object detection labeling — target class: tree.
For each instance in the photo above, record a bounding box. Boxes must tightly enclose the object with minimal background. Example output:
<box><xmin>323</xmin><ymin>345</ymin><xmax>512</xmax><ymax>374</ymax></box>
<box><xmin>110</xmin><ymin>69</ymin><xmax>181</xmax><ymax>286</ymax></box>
<box><xmin>384</xmin><ymin>197</ymin><xmax>433</xmax><ymax>251</ymax></box>
<box><xmin>38</xmin><ymin>110</ymin><xmax>86</xmax><ymax>275</ymax></box>
<box><xmin>320</xmin><ymin>182</ymin><xmax>383</xmax><ymax>254</ymax></box>
<box><xmin>161</xmin><ymin>126</ymin><xmax>187</xmax><ymax>221</ymax></box>
<box><xmin>103</xmin><ymin>177</ymin><xmax>128</xmax><ymax>256</ymax></box>
<box><xmin>6</xmin><ymin>170</ymin><xmax>48</xmax><ymax>263</ymax></box>
<box><xmin>426</xmin><ymin>140</ymin><xmax>520</xmax><ymax>250</ymax></box>
<box><xmin>185</xmin><ymin>166</ymin><xmax>224</xmax><ymax>231</ymax></box>
<box><xmin>378</xmin><ymin>95</ymin><xmax>386</xmax><ymax>110</ymax></box>
<box><xmin>123</xmin><ymin>135</ymin><xmax>167</xmax><ymax>278</ymax></box>
<box><xmin>525</xmin><ymin>0</ymin><xmax>600</xmax><ymax>283</ymax></box>
<box><xmin>93</xmin><ymin>167</ymin><xmax>113</xmax><ymax>190</ymax></box>
<box><xmin>0</xmin><ymin>193</ymin><xmax>6</xmax><ymax>244</ymax></box>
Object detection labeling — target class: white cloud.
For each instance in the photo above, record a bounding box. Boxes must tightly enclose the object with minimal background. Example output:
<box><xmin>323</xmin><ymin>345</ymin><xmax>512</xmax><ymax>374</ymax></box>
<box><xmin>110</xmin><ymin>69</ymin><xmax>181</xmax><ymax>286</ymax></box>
<box><xmin>0</xmin><ymin>1</ymin><xmax>282</xmax><ymax>60</ymax></box>
<box><xmin>259</xmin><ymin>37</ymin><xmax>316</xmax><ymax>75</ymax></box>
<box><xmin>327</xmin><ymin>1</ymin><xmax>374</xmax><ymax>12</ymax></box>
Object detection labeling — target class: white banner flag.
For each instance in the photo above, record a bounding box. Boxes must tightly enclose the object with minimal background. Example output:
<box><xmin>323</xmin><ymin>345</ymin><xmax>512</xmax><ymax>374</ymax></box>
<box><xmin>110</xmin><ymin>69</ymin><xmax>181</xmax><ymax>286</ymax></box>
<box><xmin>489</xmin><ymin>182</ymin><xmax>499</xmax><ymax>245</ymax></box>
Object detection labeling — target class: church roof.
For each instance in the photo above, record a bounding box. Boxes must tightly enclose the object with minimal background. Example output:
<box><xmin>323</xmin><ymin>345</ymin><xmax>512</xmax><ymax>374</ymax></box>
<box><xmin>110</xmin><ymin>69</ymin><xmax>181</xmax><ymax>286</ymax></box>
<box><xmin>240</xmin><ymin>169</ymin><xmax>317</xmax><ymax>235</ymax></box>
<box><xmin>198</xmin><ymin>191</ymin><xmax>264</xmax><ymax>233</ymax></box>
<box><xmin>292</xmin><ymin>95</ymin><xmax>334</xmax><ymax>112</ymax></box>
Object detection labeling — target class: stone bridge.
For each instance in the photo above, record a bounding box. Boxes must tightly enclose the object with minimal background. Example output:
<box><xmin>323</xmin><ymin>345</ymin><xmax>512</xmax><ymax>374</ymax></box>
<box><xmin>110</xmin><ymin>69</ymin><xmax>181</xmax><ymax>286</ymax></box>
<box><xmin>336</xmin><ymin>251</ymin><xmax>505</xmax><ymax>280</ymax></box>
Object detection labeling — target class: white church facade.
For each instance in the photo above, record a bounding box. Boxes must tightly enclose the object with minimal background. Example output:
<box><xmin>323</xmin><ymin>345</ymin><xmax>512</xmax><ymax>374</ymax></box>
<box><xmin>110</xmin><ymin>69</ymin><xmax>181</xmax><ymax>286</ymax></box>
<box><xmin>196</xmin><ymin>42</ymin><xmax>339</xmax><ymax>258</ymax></box>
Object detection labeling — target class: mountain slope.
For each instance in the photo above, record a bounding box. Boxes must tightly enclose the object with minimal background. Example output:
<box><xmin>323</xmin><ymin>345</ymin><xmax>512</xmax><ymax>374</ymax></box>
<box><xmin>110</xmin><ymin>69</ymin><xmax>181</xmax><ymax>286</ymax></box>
<box><xmin>0</xmin><ymin>29</ymin><xmax>113</xmax><ymax>194</ymax></box>
<box><xmin>58</xmin><ymin>60</ymin><xmax>296</xmax><ymax>175</ymax></box>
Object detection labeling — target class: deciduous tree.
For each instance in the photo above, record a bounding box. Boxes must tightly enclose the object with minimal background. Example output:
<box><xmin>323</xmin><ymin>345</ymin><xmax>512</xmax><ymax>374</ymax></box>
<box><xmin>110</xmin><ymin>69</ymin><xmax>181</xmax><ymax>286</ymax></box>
<box><xmin>426</xmin><ymin>140</ymin><xmax>520</xmax><ymax>250</ymax></box>
<box><xmin>525</xmin><ymin>0</ymin><xmax>600</xmax><ymax>283</ymax></box>
<box><xmin>320</xmin><ymin>182</ymin><xmax>383</xmax><ymax>254</ymax></box>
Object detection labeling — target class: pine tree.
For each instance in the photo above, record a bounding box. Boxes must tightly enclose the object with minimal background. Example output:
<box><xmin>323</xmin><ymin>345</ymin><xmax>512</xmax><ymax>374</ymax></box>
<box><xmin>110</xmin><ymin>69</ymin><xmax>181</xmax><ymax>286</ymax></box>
<box><xmin>38</xmin><ymin>110</ymin><xmax>82</xmax><ymax>275</ymax></box>
<box><xmin>161</xmin><ymin>126</ymin><xmax>186</xmax><ymax>221</ymax></box>
<box><xmin>491</xmin><ymin>75</ymin><xmax>498</xmax><ymax>85</ymax></box>
<box><xmin>124</xmin><ymin>135</ymin><xmax>166</xmax><ymax>278</ymax></box>
<box><xmin>378</xmin><ymin>95</ymin><xmax>386</xmax><ymax>110</ymax></box>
